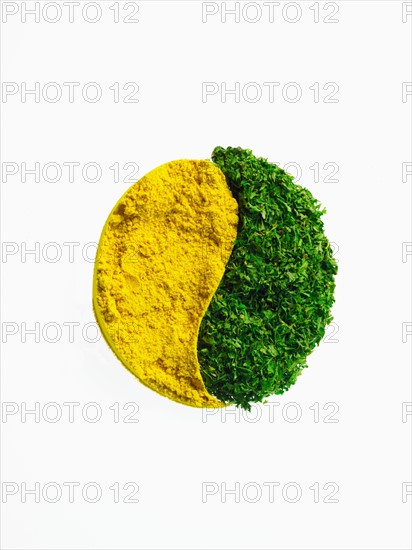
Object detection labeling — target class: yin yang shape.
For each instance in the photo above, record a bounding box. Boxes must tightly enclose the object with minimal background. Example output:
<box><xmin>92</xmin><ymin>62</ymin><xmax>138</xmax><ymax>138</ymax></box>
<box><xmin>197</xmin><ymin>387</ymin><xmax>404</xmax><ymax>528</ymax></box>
<box><xmin>93</xmin><ymin>147</ymin><xmax>337</xmax><ymax>409</ymax></box>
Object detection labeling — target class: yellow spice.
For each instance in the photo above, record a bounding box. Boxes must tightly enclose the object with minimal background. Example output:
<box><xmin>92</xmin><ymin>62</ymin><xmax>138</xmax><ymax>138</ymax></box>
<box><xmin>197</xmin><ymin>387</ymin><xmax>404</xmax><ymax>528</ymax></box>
<box><xmin>93</xmin><ymin>159</ymin><xmax>238</xmax><ymax>407</ymax></box>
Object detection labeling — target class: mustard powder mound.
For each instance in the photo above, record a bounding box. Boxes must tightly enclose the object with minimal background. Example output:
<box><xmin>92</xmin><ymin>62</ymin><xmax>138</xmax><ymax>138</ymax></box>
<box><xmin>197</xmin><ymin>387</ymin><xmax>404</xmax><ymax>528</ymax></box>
<box><xmin>93</xmin><ymin>159</ymin><xmax>238</xmax><ymax>407</ymax></box>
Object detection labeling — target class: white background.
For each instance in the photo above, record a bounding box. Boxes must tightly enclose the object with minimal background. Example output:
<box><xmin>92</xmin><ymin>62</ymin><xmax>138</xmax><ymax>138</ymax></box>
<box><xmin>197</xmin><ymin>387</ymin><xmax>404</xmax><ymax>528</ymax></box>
<box><xmin>1</xmin><ymin>1</ymin><xmax>411</xmax><ymax>549</ymax></box>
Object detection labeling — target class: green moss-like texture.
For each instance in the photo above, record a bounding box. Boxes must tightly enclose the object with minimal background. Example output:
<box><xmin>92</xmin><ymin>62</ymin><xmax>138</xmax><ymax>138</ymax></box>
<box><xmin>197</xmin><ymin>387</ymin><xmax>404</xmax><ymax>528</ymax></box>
<box><xmin>198</xmin><ymin>146</ymin><xmax>338</xmax><ymax>409</ymax></box>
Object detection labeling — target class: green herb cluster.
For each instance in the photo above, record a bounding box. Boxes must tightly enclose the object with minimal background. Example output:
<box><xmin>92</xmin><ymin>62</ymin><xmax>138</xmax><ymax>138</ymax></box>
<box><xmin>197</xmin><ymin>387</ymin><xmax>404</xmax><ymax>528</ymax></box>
<box><xmin>198</xmin><ymin>146</ymin><xmax>338</xmax><ymax>409</ymax></box>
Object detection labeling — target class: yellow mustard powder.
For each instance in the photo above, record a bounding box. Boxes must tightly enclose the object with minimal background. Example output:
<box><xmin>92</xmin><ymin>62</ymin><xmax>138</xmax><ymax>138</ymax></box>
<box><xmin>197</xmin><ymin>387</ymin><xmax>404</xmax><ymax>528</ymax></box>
<box><xmin>93</xmin><ymin>159</ymin><xmax>238</xmax><ymax>407</ymax></box>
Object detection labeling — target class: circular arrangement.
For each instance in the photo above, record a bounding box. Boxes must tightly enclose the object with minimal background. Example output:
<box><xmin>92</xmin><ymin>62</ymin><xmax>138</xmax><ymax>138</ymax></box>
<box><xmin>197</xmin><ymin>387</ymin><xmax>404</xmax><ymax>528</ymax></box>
<box><xmin>93</xmin><ymin>146</ymin><xmax>337</xmax><ymax>409</ymax></box>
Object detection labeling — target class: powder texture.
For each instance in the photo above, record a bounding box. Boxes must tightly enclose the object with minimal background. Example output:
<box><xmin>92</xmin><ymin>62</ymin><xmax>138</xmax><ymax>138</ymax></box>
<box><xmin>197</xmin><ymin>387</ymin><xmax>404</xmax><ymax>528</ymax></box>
<box><xmin>93</xmin><ymin>159</ymin><xmax>238</xmax><ymax>407</ymax></box>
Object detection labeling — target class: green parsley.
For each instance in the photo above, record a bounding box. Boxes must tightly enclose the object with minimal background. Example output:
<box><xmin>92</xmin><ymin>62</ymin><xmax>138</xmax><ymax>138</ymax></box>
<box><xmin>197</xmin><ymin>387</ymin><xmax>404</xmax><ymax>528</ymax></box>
<box><xmin>198</xmin><ymin>146</ymin><xmax>338</xmax><ymax>410</ymax></box>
